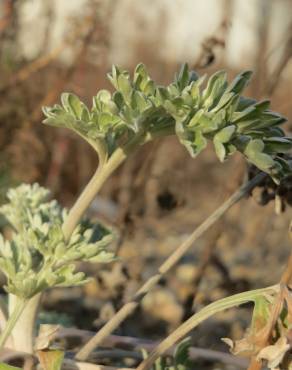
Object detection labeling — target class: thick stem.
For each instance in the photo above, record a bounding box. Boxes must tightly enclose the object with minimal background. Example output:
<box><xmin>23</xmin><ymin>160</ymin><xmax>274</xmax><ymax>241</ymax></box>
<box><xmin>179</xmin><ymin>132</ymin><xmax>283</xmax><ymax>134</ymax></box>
<box><xmin>136</xmin><ymin>285</ymin><xmax>279</xmax><ymax>370</ymax></box>
<box><xmin>0</xmin><ymin>297</ymin><xmax>27</xmax><ymax>349</ymax></box>
<box><xmin>62</xmin><ymin>149</ymin><xmax>126</xmax><ymax>241</ymax></box>
<box><xmin>0</xmin><ymin>126</ymin><xmax>176</xmax><ymax>354</ymax></box>
<box><xmin>62</xmin><ymin>125</ymin><xmax>175</xmax><ymax>241</ymax></box>
<box><xmin>75</xmin><ymin>172</ymin><xmax>266</xmax><ymax>361</ymax></box>
<box><xmin>8</xmin><ymin>294</ymin><xmax>40</xmax><ymax>353</ymax></box>
<box><xmin>62</xmin><ymin>135</ymin><xmax>151</xmax><ymax>241</ymax></box>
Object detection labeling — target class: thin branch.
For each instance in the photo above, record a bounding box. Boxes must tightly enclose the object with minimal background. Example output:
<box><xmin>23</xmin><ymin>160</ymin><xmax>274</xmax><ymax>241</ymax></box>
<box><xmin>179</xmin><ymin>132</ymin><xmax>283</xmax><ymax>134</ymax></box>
<box><xmin>0</xmin><ymin>2</ymin><xmax>100</xmax><ymax>97</ymax></box>
<box><xmin>75</xmin><ymin>172</ymin><xmax>266</xmax><ymax>361</ymax></box>
<box><xmin>0</xmin><ymin>45</ymin><xmax>64</xmax><ymax>95</ymax></box>
<box><xmin>62</xmin><ymin>146</ymin><xmax>127</xmax><ymax>241</ymax></box>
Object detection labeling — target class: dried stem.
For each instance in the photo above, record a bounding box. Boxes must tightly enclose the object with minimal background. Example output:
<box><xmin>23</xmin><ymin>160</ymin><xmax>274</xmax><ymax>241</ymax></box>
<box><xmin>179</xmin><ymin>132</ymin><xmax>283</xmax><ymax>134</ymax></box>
<box><xmin>75</xmin><ymin>172</ymin><xmax>266</xmax><ymax>361</ymax></box>
<box><xmin>247</xmin><ymin>219</ymin><xmax>292</xmax><ymax>370</ymax></box>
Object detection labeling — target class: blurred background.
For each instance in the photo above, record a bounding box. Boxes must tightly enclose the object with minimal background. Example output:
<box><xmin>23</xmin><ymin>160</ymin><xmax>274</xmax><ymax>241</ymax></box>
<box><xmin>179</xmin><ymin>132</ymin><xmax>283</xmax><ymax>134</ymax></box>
<box><xmin>0</xmin><ymin>0</ymin><xmax>292</xmax><ymax>367</ymax></box>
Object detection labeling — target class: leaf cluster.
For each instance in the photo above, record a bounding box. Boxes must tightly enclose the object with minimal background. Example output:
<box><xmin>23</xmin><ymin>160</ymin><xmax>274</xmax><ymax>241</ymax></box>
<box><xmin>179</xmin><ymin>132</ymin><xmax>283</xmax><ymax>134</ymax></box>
<box><xmin>0</xmin><ymin>184</ymin><xmax>115</xmax><ymax>298</ymax></box>
<box><xmin>43</xmin><ymin>63</ymin><xmax>292</xmax><ymax>182</ymax></box>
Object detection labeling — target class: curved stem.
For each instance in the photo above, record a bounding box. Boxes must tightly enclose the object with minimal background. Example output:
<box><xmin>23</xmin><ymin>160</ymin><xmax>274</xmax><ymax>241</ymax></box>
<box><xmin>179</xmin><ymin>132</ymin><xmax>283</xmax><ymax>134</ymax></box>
<box><xmin>75</xmin><ymin>172</ymin><xmax>266</xmax><ymax>361</ymax></box>
<box><xmin>62</xmin><ymin>147</ymin><xmax>127</xmax><ymax>241</ymax></box>
<box><xmin>136</xmin><ymin>285</ymin><xmax>279</xmax><ymax>370</ymax></box>
<box><xmin>0</xmin><ymin>297</ymin><xmax>27</xmax><ymax>349</ymax></box>
<box><xmin>8</xmin><ymin>293</ymin><xmax>40</xmax><ymax>353</ymax></box>
<box><xmin>62</xmin><ymin>125</ymin><xmax>175</xmax><ymax>242</ymax></box>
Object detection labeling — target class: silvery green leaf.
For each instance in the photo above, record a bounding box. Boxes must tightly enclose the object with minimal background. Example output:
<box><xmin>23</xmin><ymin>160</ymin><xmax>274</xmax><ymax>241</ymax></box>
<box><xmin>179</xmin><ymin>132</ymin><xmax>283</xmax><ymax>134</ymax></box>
<box><xmin>202</xmin><ymin>70</ymin><xmax>227</xmax><ymax>109</ymax></box>
<box><xmin>88</xmin><ymin>250</ymin><xmax>116</xmax><ymax>263</ymax></box>
<box><xmin>188</xmin><ymin>110</ymin><xmax>217</xmax><ymax>133</ymax></box>
<box><xmin>188</xmin><ymin>109</ymin><xmax>203</xmax><ymax>127</ymax></box>
<box><xmin>143</xmin><ymin>79</ymin><xmax>156</xmax><ymax>96</ymax></box>
<box><xmin>263</xmin><ymin>137</ymin><xmax>292</xmax><ymax>153</ymax></box>
<box><xmin>54</xmin><ymin>265</ymin><xmax>88</xmax><ymax>287</ymax></box>
<box><xmin>156</xmin><ymin>86</ymin><xmax>169</xmax><ymax>103</ymax></box>
<box><xmin>190</xmin><ymin>75</ymin><xmax>206</xmax><ymax>99</ymax></box>
<box><xmin>237</xmin><ymin>111</ymin><xmax>286</xmax><ymax>132</ymax></box>
<box><xmin>54</xmin><ymin>243</ymin><xmax>66</xmax><ymax>259</ymax></box>
<box><xmin>232</xmin><ymin>105</ymin><xmax>258</xmax><ymax>123</ymax></box>
<box><xmin>61</xmin><ymin>93</ymin><xmax>82</xmax><ymax>119</ymax></box>
<box><xmin>212</xmin><ymin>92</ymin><xmax>236</xmax><ymax>112</ymax></box>
<box><xmin>226</xmin><ymin>70</ymin><xmax>252</xmax><ymax>94</ymax></box>
<box><xmin>214</xmin><ymin>140</ymin><xmax>226</xmax><ymax>162</ymax></box>
<box><xmin>244</xmin><ymin>139</ymin><xmax>275</xmax><ymax>171</ymax></box>
<box><xmin>95</xmin><ymin>89</ymin><xmax>111</xmax><ymax>105</ymax></box>
<box><xmin>211</xmin><ymin>110</ymin><xmax>226</xmax><ymax>130</ymax></box>
<box><xmin>81</xmin><ymin>105</ymin><xmax>90</xmax><ymax>122</ymax></box>
<box><xmin>267</xmin><ymin>127</ymin><xmax>285</xmax><ymax>137</ymax></box>
<box><xmin>181</xmin><ymin>89</ymin><xmax>193</xmax><ymax>106</ymax></box>
<box><xmin>226</xmin><ymin>143</ymin><xmax>237</xmax><ymax>155</ymax></box>
<box><xmin>237</xmin><ymin>96</ymin><xmax>257</xmax><ymax>111</ymax></box>
<box><xmin>98</xmin><ymin>112</ymin><xmax>114</xmax><ymax>128</ymax></box>
<box><xmin>186</xmin><ymin>129</ymin><xmax>207</xmax><ymax>157</ymax></box>
<box><xmin>42</xmin><ymin>106</ymin><xmax>75</xmax><ymax>129</ymax></box>
<box><xmin>225</xmin><ymin>95</ymin><xmax>240</xmax><ymax>121</ymax></box>
<box><xmin>253</xmin><ymin>100</ymin><xmax>270</xmax><ymax>111</ymax></box>
<box><xmin>164</xmin><ymin>100</ymin><xmax>179</xmax><ymax>116</ymax></box>
<box><xmin>236</xmin><ymin>119</ymin><xmax>261</xmax><ymax>132</ymax></box>
<box><xmin>244</xmin><ymin>138</ymin><xmax>265</xmax><ymax>156</ymax></box>
<box><xmin>107</xmin><ymin>65</ymin><xmax>121</xmax><ymax>90</ymax></box>
<box><xmin>132</xmin><ymin>91</ymin><xmax>150</xmax><ymax>112</ymax></box>
<box><xmin>250</xmin><ymin>153</ymin><xmax>276</xmax><ymax>172</ymax></box>
<box><xmin>175</xmin><ymin>63</ymin><xmax>190</xmax><ymax>91</ymax></box>
<box><xmin>167</xmin><ymin>83</ymin><xmax>180</xmax><ymax>97</ymax></box>
<box><xmin>214</xmin><ymin>125</ymin><xmax>236</xmax><ymax>143</ymax></box>
<box><xmin>274</xmin><ymin>157</ymin><xmax>292</xmax><ymax>173</ymax></box>
<box><xmin>133</xmin><ymin>63</ymin><xmax>148</xmax><ymax>86</ymax></box>
<box><xmin>19</xmin><ymin>276</ymin><xmax>39</xmax><ymax>298</ymax></box>
<box><xmin>117</xmin><ymin>73</ymin><xmax>132</xmax><ymax>101</ymax></box>
<box><xmin>112</xmin><ymin>91</ymin><xmax>125</xmax><ymax>110</ymax></box>
<box><xmin>259</xmin><ymin>111</ymin><xmax>287</xmax><ymax>126</ymax></box>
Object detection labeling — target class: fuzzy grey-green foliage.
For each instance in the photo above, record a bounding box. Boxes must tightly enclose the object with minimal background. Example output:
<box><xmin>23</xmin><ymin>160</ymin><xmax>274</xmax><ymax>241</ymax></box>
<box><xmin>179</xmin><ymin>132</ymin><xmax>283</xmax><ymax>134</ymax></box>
<box><xmin>43</xmin><ymin>63</ymin><xmax>292</xmax><ymax>183</ymax></box>
<box><xmin>0</xmin><ymin>184</ymin><xmax>115</xmax><ymax>298</ymax></box>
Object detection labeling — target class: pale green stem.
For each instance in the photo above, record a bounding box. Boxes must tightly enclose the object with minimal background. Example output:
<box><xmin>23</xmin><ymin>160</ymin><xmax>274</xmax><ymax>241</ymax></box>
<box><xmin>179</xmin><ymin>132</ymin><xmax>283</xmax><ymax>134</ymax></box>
<box><xmin>0</xmin><ymin>125</ymin><xmax>184</xmax><ymax>354</ymax></box>
<box><xmin>62</xmin><ymin>125</ymin><xmax>174</xmax><ymax>242</ymax></box>
<box><xmin>0</xmin><ymin>297</ymin><xmax>27</xmax><ymax>349</ymax></box>
<box><xmin>136</xmin><ymin>285</ymin><xmax>279</xmax><ymax>370</ymax></box>
<box><xmin>8</xmin><ymin>294</ymin><xmax>41</xmax><ymax>353</ymax></box>
<box><xmin>62</xmin><ymin>146</ymin><xmax>128</xmax><ymax>241</ymax></box>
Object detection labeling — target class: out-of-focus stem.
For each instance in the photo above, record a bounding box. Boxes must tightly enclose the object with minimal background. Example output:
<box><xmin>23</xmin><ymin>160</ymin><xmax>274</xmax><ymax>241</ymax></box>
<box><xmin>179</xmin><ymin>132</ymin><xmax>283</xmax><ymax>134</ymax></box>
<box><xmin>0</xmin><ymin>297</ymin><xmax>27</xmax><ymax>349</ymax></box>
